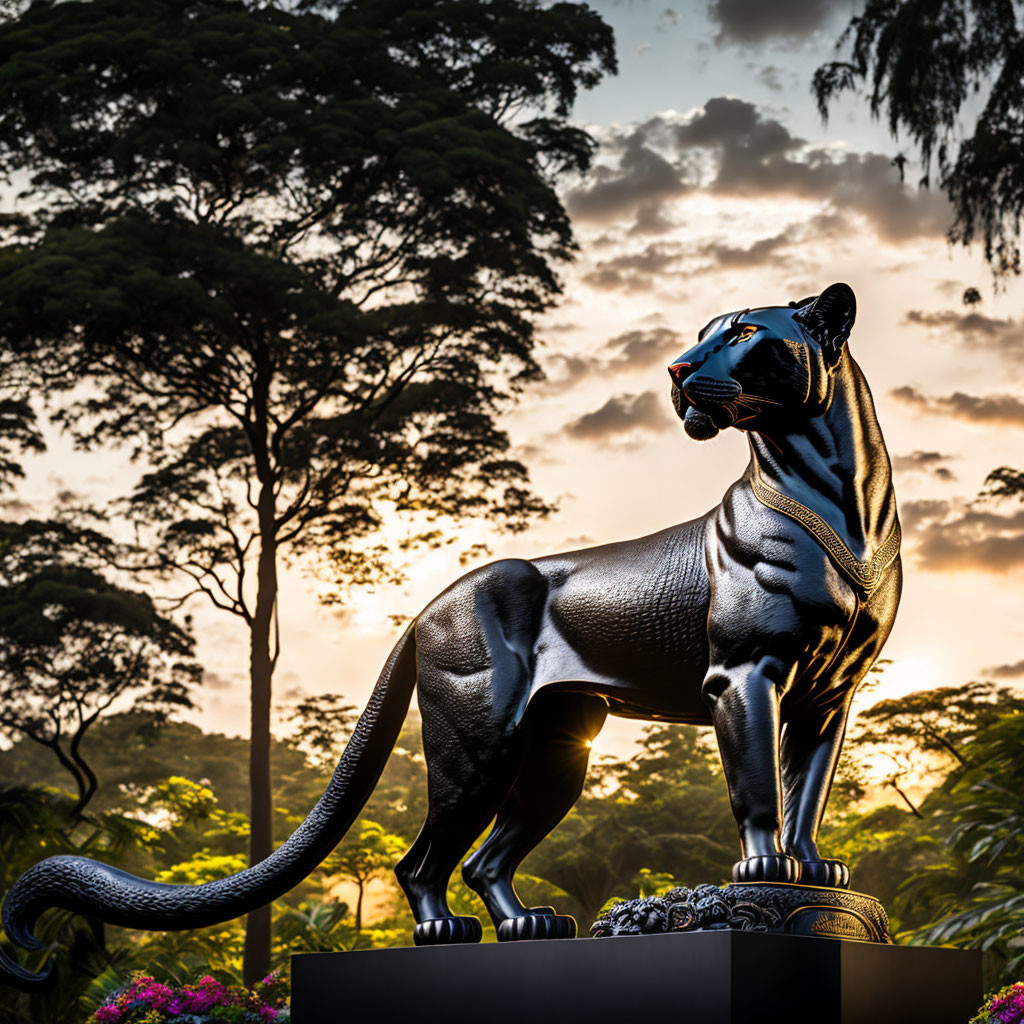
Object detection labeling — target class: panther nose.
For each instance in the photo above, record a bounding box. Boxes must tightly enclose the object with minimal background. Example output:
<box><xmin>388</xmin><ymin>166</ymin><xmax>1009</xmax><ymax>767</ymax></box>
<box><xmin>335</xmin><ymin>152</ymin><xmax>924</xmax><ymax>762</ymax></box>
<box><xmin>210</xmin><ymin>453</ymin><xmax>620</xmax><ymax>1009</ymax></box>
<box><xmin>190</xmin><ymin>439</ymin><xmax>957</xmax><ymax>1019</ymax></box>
<box><xmin>684</xmin><ymin>375</ymin><xmax>741</xmax><ymax>405</ymax></box>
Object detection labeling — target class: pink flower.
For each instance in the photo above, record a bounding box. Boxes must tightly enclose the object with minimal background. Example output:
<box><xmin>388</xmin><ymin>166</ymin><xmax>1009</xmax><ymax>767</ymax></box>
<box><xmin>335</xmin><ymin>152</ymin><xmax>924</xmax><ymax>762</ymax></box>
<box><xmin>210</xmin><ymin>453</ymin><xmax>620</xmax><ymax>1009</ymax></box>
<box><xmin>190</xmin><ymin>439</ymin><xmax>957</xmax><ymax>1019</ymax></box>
<box><xmin>259</xmin><ymin>1007</ymin><xmax>279</xmax><ymax>1022</ymax></box>
<box><xmin>140</xmin><ymin>982</ymin><xmax>174</xmax><ymax>1008</ymax></box>
<box><xmin>94</xmin><ymin>1006</ymin><xmax>121</xmax><ymax>1023</ymax></box>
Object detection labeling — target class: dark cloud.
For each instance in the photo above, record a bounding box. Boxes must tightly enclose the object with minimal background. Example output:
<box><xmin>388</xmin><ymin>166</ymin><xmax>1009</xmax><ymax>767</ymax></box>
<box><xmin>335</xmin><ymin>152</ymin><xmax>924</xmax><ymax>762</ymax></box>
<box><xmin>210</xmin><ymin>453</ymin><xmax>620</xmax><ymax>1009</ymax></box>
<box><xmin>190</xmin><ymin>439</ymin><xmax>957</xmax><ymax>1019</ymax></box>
<box><xmin>564</xmin><ymin>391</ymin><xmax>672</xmax><ymax>441</ymax></box>
<box><xmin>582</xmin><ymin>241</ymin><xmax>684</xmax><ymax>292</ymax></box>
<box><xmin>899</xmin><ymin>499</ymin><xmax>951</xmax><ymax>535</ymax></box>
<box><xmin>904</xmin><ymin>309</ymin><xmax>1024</xmax><ymax>363</ymax></box>
<box><xmin>985</xmin><ymin>659</ymin><xmax>1024</xmax><ymax>679</ymax></box>
<box><xmin>757</xmin><ymin>65</ymin><xmax>785</xmax><ymax>92</ymax></box>
<box><xmin>708</xmin><ymin>0</ymin><xmax>834</xmax><ymax>44</ymax></box>
<box><xmin>892</xmin><ymin>451</ymin><xmax>958</xmax><ymax>481</ymax></box>
<box><xmin>630</xmin><ymin>202</ymin><xmax>677</xmax><ymax>235</ymax></box>
<box><xmin>604</xmin><ymin>326</ymin><xmax>683</xmax><ymax>369</ymax></box>
<box><xmin>566</xmin><ymin>127</ymin><xmax>688</xmax><ymax>225</ymax></box>
<box><xmin>677</xmin><ymin>97</ymin><xmax>804</xmax><ymax>159</ymax></box>
<box><xmin>900</xmin><ymin>499</ymin><xmax>1024</xmax><ymax>573</ymax></box>
<box><xmin>203</xmin><ymin>670</ymin><xmax>237</xmax><ymax>692</ymax></box>
<box><xmin>891</xmin><ymin>386</ymin><xmax>1024</xmax><ymax>427</ymax></box>
<box><xmin>675</xmin><ymin>99</ymin><xmax>952</xmax><ymax>242</ymax></box>
<box><xmin>566</xmin><ymin>99</ymin><xmax>953</xmax><ymax>280</ymax></box>
<box><xmin>697</xmin><ymin>230</ymin><xmax>792</xmax><ymax>269</ymax></box>
<box><xmin>543</xmin><ymin>352</ymin><xmax>598</xmax><ymax>392</ymax></box>
<box><xmin>541</xmin><ymin>328</ymin><xmax>682</xmax><ymax>393</ymax></box>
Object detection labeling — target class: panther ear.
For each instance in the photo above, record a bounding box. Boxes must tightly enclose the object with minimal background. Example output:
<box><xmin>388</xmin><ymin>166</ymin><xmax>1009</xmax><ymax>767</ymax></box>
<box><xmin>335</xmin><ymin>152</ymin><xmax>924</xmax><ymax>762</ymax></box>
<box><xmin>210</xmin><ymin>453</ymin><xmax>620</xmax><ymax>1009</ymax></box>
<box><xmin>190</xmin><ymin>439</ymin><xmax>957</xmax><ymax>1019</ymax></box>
<box><xmin>794</xmin><ymin>282</ymin><xmax>856</xmax><ymax>367</ymax></box>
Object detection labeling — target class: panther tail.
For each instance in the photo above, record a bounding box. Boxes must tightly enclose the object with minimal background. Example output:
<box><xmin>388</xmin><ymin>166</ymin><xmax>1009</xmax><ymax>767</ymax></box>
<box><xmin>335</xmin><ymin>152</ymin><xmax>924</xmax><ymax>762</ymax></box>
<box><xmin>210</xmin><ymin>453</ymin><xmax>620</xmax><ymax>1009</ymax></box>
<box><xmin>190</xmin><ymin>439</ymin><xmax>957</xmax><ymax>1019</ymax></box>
<box><xmin>0</xmin><ymin>626</ymin><xmax>417</xmax><ymax>990</ymax></box>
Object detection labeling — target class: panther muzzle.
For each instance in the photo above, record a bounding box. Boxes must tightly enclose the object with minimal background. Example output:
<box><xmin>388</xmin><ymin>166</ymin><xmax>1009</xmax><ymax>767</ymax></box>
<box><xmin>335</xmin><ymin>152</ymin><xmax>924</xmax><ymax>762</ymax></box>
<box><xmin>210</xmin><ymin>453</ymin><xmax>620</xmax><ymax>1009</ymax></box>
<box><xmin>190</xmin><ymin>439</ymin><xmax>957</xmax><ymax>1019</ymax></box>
<box><xmin>674</xmin><ymin>374</ymin><xmax>741</xmax><ymax>441</ymax></box>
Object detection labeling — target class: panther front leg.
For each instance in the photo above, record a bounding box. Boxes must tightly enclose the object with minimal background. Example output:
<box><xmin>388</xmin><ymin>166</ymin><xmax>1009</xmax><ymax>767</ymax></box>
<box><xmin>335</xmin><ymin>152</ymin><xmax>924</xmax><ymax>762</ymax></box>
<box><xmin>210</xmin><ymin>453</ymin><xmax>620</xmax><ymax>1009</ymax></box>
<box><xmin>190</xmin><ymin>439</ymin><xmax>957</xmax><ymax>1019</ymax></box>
<box><xmin>703</xmin><ymin>655</ymin><xmax>802</xmax><ymax>884</ymax></box>
<box><xmin>779</xmin><ymin>702</ymin><xmax>852</xmax><ymax>888</ymax></box>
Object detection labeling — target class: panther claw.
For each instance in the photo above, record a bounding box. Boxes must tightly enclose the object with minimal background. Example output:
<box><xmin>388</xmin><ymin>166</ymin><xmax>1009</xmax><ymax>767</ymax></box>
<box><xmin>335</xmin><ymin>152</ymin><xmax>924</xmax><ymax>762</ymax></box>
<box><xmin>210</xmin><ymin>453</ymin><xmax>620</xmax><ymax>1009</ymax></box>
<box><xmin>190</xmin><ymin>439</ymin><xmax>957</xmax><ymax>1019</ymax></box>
<box><xmin>732</xmin><ymin>854</ymin><xmax>801</xmax><ymax>884</ymax></box>
<box><xmin>800</xmin><ymin>858</ymin><xmax>851</xmax><ymax>889</ymax></box>
<box><xmin>497</xmin><ymin>914</ymin><xmax>577</xmax><ymax>942</ymax></box>
<box><xmin>413</xmin><ymin>916</ymin><xmax>483</xmax><ymax>946</ymax></box>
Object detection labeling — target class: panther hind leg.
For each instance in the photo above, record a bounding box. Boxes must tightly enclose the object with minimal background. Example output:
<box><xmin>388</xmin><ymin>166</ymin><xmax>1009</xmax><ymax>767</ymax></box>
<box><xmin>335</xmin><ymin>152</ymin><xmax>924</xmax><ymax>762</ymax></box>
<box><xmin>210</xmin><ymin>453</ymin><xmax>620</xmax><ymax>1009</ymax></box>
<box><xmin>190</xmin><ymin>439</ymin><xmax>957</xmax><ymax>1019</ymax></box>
<box><xmin>462</xmin><ymin>692</ymin><xmax>607</xmax><ymax>941</ymax></box>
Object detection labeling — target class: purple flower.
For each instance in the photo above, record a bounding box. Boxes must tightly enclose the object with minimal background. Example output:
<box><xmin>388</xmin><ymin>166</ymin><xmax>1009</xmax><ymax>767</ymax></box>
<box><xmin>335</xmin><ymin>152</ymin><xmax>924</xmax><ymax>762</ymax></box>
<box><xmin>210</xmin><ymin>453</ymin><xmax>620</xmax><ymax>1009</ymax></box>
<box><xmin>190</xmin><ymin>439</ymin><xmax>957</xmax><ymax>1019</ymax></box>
<box><xmin>140</xmin><ymin>982</ymin><xmax>174</xmax><ymax>1008</ymax></box>
<box><xmin>259</xmin><ymin>1007</ymin><xmax>279</xmax><ymax>1022</ymax></box>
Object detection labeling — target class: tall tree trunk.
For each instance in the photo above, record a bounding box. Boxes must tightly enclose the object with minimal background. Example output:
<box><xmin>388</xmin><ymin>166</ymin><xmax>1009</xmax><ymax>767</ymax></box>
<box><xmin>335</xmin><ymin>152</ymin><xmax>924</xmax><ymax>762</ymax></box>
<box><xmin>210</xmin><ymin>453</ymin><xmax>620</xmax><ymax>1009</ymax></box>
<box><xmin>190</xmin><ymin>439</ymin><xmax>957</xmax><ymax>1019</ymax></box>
<box><xmin>243</xmin><ymin>480</ymin><xmax>278</xmax><ymax>986</ymax></box>
<box><xmin>24</xmin><ymin>731</ymin><xmax>88</xmax><ymax>817</ymax></box>
<box><xmin>69</xmin><ymin>722</ymin><xmax>99</xmax><ymax>816</ymax></box>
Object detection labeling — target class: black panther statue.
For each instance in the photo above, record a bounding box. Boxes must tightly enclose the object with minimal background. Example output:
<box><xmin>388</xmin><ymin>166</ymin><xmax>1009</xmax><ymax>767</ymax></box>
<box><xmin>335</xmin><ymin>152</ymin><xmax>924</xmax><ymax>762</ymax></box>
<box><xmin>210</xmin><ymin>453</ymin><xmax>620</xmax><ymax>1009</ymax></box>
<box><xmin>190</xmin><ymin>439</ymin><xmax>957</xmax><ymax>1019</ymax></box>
<box><xmin>0</xmin><ymin>283</ymin><xmax>900</xmax><ymax>983</ymax></box>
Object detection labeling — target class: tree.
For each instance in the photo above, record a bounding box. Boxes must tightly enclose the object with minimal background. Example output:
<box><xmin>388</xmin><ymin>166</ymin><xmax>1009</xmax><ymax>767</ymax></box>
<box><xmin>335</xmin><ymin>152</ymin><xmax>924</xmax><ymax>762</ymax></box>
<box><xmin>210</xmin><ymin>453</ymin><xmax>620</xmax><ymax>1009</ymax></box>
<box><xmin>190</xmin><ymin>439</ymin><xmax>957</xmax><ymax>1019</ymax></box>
<box><xmin>0</xmin><ymin>519</ymin><xmax>200</xmax><ymax>815</ymax></box>
<box><xmin>852</xmin><ymin>681</ymin><xmax>1024</xmax><ymax>775</ymax></box>
<box><xmin>285</xmin><ymin>693</ymin><xmax>358</xmax><ymax>772</ymax></box>
<box><xmin>814</xmin><ymin>0</ymin><xmax>1024</xmax><ymax>278</ymax></box>
<box><xmin>324</xmin><ymin>819</ymin><xmax>405</xmax><ymax>938</ymax></box>
<box><xmin>897</xmin><ymin>712</ymin><xmax>1024</xmax><ymax>980</ymax></box>
<box><xmin>0</xmin><ymin>0</ymin><xmax>615</xmax><ymax>981</ymax></box>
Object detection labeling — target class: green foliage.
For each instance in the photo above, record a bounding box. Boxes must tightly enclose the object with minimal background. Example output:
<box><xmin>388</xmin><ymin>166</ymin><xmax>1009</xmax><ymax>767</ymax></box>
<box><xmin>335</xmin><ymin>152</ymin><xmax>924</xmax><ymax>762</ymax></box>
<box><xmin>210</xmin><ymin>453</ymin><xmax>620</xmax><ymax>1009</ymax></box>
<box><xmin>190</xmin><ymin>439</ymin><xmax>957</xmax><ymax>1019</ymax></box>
<box><xmin>0</xmin><ymin>519</ymin><xmax>199</xmax><ymax>815</ymax></box>
<box><xmin>0</xmin><ymin>0</ymin><xmax>614</xmax><ymax>977</ymax></box>
<box><xmin>284</xmin><ymin>694</ymin><xmax>357</xmax><ymax>772</ymax></box>
<box><xmin>322</xmin><ymin>819</ymin><xmax>406</xmax><ymax>936</ymax></box>
<box><xmin>815</xmin><ymin>0</ymin><xmax>1024</xmax><ymax>277</ymax></box>
<box><xmin>898</xmin><ymin>712</ymin><xmax>1024</xmax><ymax>979</ymax></box>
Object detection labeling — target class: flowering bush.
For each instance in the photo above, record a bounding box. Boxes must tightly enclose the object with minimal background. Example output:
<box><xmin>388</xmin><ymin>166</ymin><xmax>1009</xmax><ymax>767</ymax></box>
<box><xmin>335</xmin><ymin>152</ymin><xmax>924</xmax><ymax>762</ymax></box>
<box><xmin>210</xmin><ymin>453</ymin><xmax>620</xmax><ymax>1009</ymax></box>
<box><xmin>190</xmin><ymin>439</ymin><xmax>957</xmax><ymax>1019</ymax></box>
<box><xmin>973</xmin><ymin>982</ymin><xmax>1024</xmax><ymax>1024</ymax></box>
<box><xmin>88</xmin><ymin>971</ymin><xmax>289</xmax><ymax>1023</ymax></box>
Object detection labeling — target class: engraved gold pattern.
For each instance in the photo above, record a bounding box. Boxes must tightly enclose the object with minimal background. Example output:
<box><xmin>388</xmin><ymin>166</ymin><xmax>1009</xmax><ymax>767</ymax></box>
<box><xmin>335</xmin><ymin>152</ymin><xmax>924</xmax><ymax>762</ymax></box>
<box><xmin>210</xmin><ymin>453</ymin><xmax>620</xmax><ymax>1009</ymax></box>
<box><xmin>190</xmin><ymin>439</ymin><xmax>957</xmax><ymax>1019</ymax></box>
<box><xmin>751</xmin><ymin>469</ymin><xmax>900</xmax><ymax>593</ymax></box>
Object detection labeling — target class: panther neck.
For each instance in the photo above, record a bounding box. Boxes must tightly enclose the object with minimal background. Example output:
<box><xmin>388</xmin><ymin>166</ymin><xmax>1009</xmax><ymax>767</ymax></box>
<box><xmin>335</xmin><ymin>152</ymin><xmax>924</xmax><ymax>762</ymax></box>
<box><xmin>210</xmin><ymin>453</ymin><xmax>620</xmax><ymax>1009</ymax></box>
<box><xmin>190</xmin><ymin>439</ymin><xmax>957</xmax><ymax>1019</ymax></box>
<box><xmin>747</xmin><ymin>353</ymin><xmax>898</xmax><ymax>564</ymax></box>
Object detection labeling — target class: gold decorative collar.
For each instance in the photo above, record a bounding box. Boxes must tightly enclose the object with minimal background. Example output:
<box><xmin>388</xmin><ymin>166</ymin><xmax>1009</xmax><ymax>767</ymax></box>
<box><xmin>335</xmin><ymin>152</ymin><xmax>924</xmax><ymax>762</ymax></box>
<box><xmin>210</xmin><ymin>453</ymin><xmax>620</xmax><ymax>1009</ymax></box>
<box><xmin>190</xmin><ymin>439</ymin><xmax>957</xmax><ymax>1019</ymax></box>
<box><xmin>750</xmin><ymin>469</ymin><xmax>900</xmax><ymax>593</ymax></box>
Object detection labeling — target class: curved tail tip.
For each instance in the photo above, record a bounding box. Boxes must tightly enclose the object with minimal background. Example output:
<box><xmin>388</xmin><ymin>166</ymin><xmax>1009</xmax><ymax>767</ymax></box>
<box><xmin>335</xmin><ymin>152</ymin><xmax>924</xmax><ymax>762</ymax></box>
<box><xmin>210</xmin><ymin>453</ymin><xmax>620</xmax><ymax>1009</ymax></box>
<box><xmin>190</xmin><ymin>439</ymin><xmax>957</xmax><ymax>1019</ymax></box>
<box><xmin>0</xmin><ymin>948</ymin><xmax>53</xmax><ymax>992</ymax></box>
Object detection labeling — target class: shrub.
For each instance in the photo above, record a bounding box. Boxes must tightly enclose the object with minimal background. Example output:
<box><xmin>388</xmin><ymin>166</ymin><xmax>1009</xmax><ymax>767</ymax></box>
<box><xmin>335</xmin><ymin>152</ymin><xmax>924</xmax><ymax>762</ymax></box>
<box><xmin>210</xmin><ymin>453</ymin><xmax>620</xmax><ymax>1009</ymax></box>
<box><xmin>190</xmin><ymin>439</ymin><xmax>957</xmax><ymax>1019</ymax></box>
<box><xmin>88</xmin><ymin>971</ymin><xmax>289</xmax><ymax>1023</ymax></box>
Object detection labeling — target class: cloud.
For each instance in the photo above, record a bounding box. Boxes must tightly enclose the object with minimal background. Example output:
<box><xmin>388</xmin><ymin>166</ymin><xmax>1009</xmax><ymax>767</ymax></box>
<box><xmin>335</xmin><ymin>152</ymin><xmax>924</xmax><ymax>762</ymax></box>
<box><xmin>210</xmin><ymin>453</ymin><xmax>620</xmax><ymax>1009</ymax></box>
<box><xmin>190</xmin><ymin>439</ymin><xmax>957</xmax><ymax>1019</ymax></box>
<box><xmin>566</xmin><ymin>126</ymin><xmax>688</xmax><ymax>225</ymax></box>
<box><xmin>891</xmin><ymin>386</ymin><xmax>1024</xmax><ymax>427</ymax></box>
<box><xmin>582</xmin><ymin>241</ymin><xmax>685</xmax><ymax>291</ymax></box>
<box><xmin>630</xmin><ymin>202</ymin><xmax>677</xmax><ymax>235</ymax></box>
<box><xmin>900</xmin><ymin>498</ymin><xmax>1024</xmax><ymax>573</ymax></box>
<box><xmin>564</xmin><ymin>391</ymin><xmax>673</xmax><ymax>440</ymax></box>
<box><xmin>202</xmin><ymin>670</ymin><xmax>238</xmax><ymax>692</ymax></box>
<box><xmin>892</xmin><ymin>450</ymin><xmax>958</xmax><ymax>481</ymax></box>
<box><xmin>541</xmin><ymin>328</ymin><xmax>682</xmax><ymax>393</ymax></box>
<box><xmin>672</xmin><ymin>98</ymin><xmax>950</xmax><ymax>241</ymax></box>
<box><xmin>985</xmin><ymin>659</ymin><xmax>1024</xmax><ymax>679</ymax></box>
<box><xmin>677</xmin><ymin>97</ymin><xmax>804</xmax><ymax>158</ymax></box>
<box><xmin>757</xmin><ymin>65</ymin><xmax>795</xmax><ymax>93</ymax></box>
<box><xmin>565</xmin><ymin>98</ymin><xmax>954</xmax><ymax>299</ymax></box>
<box><xmin>708</xmin><ymin>0</ymin><xmax>835</xmax><ymax>44</ymax></box>
<box><xmin>697</xmin><ymin>229</ymin><xmax>793</xmax><ymax>269</ymax></box>
<box><xmin>904</xmin><ymin>309</ymin><xmax>1024</xmax><ymax>364</ymax></box>
<box><xmin>605</xmin><ymin>326</ymin><xmax>683</xmax><ymax>369</ymax></box>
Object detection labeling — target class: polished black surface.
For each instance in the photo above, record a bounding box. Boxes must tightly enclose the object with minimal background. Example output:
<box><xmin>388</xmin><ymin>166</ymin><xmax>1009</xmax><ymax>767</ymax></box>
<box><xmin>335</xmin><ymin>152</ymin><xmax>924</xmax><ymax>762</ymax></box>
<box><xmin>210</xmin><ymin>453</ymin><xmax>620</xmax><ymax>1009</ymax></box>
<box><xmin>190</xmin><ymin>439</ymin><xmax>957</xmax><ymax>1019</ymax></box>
<box><xmin>291</xmin><ymin>932</ymin><xmax>981</xmax><ymax>1024</ymax></box>
<box><xmin>1</xmin><ymin>284</ymin><xmax>902</xmax><ymax>983</ymax></box>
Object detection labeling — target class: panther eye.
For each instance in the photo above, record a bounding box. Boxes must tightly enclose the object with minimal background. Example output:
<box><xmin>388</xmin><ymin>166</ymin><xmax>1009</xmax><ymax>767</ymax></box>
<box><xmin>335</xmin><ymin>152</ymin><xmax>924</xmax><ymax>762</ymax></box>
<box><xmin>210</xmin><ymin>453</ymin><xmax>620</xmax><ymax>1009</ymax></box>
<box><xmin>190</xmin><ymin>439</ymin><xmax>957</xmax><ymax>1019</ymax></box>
<box><xmin>728</xmin><ymin>324</ymin><xmax>760</xmax><ymax>346</ymax></box>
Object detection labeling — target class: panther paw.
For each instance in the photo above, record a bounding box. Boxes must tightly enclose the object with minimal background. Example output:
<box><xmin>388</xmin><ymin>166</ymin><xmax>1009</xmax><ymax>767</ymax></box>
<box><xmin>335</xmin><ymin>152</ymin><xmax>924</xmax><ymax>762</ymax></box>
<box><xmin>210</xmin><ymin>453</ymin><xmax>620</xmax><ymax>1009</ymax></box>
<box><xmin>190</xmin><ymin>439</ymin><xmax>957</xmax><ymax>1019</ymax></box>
<box><xmin>497</xmin><ymin>914</ymin><xmax>577</xmax><ymax>941</ymax></box>
<box><xmin>799</xmin><ymin>858</ymin><xmax>851</xmax><ymax>888</ymax></box>
<box><xmin>413</xmin><ymin>916</ymin><xmax>483</xmax><ymax>946</ymax></box>
<box><xmin>732</xmin><ymin>854</ymin><xmax>801</xmax><ymax>884</ymax></box>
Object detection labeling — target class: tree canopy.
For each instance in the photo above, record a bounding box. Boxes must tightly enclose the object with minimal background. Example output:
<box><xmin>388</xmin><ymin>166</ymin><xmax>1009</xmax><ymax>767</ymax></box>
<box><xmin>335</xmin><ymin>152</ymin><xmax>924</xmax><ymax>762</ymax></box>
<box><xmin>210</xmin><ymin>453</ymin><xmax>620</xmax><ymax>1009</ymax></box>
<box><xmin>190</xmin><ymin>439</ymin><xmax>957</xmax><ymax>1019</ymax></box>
<box><xmin>0</xmin><ymin>0</ymin><xmax>616</xmax><ymax>979</ymax></box>
<box><xmin>814</xmin><ymin>0</ymin><xmax>1024</xmax><ymax>278</ymax></box>
<box><xmin>0</xmin><ymin>519</ymin><xmax>199</xmax><ymax>815</ymax></box>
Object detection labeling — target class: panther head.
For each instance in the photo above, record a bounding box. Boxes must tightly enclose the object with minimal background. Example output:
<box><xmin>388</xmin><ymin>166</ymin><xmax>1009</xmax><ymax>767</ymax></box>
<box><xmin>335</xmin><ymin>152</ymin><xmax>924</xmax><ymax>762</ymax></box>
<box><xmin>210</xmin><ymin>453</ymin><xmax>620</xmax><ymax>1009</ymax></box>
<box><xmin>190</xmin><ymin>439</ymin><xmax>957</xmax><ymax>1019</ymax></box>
<box><xmin>667</xmin><ymin>282</ymin><xmax>857</xmax><ymax>441</ymax></box>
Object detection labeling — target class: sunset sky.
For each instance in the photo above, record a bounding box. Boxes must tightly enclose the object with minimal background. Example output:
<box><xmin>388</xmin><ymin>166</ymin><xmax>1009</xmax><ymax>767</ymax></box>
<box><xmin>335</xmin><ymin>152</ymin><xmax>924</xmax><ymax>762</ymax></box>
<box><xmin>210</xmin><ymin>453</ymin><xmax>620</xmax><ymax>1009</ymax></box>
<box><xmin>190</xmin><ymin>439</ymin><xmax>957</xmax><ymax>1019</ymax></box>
<box><xmin>12</xmin><ymin>0</ymin><xmax>1024</xmax><ymax>763</ymax></box>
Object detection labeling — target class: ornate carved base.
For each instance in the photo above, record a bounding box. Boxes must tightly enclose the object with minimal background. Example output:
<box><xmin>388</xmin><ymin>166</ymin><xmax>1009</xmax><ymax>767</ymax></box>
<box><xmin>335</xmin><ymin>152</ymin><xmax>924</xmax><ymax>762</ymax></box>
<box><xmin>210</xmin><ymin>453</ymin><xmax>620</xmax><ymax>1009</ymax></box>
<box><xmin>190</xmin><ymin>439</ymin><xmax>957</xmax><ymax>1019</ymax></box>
<box><xmin>590</xmin><ymin>882</ymin><xmax>890</xmax><ymax>943</ymax></box>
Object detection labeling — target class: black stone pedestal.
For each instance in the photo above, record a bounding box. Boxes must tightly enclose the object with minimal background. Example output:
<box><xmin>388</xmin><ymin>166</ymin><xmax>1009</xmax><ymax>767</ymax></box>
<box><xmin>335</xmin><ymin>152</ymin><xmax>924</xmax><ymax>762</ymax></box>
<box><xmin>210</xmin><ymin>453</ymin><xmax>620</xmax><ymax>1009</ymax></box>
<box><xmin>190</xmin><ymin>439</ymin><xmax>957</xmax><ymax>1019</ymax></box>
<box><xmin>291</xmin><ymin>931</ymin><xmax>982</xmax><ymax>1024</ymax></box>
